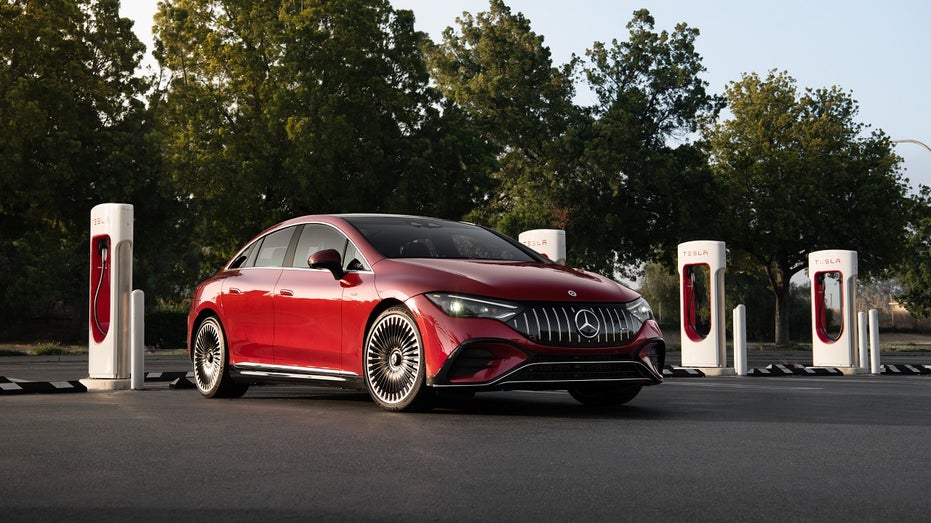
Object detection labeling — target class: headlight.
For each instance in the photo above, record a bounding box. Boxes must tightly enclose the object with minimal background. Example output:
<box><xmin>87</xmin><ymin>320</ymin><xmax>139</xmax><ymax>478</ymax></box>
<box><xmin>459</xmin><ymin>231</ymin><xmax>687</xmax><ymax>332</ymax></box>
<box><xmin>626</xmin><ymin>297</ymin><xmax>655</xmax><ymax>323</ymax></box>
<box><xmin>426</xmin><ymin>293</ymin><xmax>522</xmax><ymax>322</ymax></box>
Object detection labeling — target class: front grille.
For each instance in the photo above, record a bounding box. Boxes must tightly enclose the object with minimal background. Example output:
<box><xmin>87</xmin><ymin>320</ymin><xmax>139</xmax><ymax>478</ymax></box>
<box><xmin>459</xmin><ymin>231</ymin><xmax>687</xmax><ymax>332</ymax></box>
<box><xmin>506</xmin><ymin>303</ymin><xmax>639</xmax><ymax>347</ymax></box>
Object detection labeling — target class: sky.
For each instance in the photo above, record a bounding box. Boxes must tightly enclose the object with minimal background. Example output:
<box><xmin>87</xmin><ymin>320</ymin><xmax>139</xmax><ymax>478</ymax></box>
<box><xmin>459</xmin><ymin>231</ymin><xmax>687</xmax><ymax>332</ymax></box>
<box><xmin>120</xmin><ymin>0</ymin><xmax>931</xmax><ymax>189</ymax></box>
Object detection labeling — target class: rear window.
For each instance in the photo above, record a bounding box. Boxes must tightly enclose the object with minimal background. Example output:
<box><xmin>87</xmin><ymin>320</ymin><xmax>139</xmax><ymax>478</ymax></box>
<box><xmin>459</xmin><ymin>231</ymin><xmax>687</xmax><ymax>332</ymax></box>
<box><xmin>344</xmin><ymin>216</ymin><xmax>540</xmax><ymax>262</ymax></box>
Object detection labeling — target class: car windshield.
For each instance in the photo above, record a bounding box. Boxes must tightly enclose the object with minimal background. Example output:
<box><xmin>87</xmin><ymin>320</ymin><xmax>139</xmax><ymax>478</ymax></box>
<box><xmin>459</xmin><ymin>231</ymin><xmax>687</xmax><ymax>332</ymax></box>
<box><xmin>343</xmin><ymin>216</ymin><xmax>541</xmax><ymax>261</ymax></box>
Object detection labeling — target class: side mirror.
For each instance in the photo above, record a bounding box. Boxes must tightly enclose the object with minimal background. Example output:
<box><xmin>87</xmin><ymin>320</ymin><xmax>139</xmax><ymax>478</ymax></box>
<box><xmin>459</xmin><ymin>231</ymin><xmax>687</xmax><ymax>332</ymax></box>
<box><xmin>308</xmin><ymin>249</ymin><xmax>345</xmax><ymax>280</ymax></box>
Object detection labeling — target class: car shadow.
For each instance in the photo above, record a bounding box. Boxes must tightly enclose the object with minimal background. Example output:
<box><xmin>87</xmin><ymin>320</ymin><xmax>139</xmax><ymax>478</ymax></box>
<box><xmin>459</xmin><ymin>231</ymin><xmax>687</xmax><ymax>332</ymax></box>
<box><xmin>238</xmin><ymin>385</ymin><xmax>668</xmax><ymax>419</ymax></box>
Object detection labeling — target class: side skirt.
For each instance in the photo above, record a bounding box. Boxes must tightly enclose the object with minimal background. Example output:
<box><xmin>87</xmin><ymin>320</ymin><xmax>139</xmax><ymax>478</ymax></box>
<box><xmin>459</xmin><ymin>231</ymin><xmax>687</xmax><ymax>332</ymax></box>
<box><xmin>231</xmin><ymin>362</ymin><xmax>366</xmax><ymax>390</ymax></box>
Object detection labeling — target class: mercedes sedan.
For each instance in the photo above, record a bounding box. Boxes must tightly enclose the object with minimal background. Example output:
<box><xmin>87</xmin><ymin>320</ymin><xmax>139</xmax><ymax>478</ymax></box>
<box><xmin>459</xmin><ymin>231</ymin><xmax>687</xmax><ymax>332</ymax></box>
<box><xmin>188</xmin><ymin>214</ymin><xmax>665</xmax><ymax>411</ymax></box>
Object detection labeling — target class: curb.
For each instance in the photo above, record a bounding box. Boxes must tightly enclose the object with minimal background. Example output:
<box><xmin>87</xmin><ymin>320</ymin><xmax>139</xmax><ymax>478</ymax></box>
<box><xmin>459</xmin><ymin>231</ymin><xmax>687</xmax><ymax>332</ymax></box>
<box><xmin>750</xmin><ymin>363</ymin><xmax>845</xmax><ymax>376</ymax></box>
<box><xmin>5</xmin><ymin>363</ymin><xmax>931</xmax><ymax>393</ymax></box>
<box><xmin>666</xmin><ymin>363</ymin><xmax>931</xmax><ymax>377</ymax></box>
<box><xmin>0</xmin><ymin>376</ymin><xmax>87</xmax><ymax>395</ymax></box>
<box><xmin>0</xmin><ymin>370</ymin><xmax>195</xmax><ymax>395</ymax></box>
<box><xmin>143</xmin><ymin>371</ymin><xmax>194</xmax><ymax>382</ymax></box>
<box><xmin>882</xmin><ymin>364</ymin><xmax>931</xmax><ymax>375</ymax></box>
<box><xmin>663</xmin><ymin>366</ymin><xmax>705</xmax><ymax>377</ymax></box>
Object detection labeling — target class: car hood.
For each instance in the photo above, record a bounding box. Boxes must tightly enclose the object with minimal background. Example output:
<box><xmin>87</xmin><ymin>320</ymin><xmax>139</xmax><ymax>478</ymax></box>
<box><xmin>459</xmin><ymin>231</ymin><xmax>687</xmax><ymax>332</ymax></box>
<box><xmin>374</xmin><ymin>258</ymin><xmax>640</xmax><ymax>303</ymax></box>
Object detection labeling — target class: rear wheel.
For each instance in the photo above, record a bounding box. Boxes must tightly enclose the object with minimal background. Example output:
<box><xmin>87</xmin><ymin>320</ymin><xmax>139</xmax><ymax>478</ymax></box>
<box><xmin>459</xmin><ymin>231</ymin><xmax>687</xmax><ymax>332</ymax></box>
<box><xmin>568</xmin><ymin>384</ymin><xmax>642</xmax><ymax>406</ymax></box>
<box><xmin>192</xmin><ymin>316</ymin><xmax>248</xmax><ymax>398</ymax></box>
<box><xmin>364</xmin><ymin>306</ymin><xmax>430</xmax><ymax>411</ymax></box>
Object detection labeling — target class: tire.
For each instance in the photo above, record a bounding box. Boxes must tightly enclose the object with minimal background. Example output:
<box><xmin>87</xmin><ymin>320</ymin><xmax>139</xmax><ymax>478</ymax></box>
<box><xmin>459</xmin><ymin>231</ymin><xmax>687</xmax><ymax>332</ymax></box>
<box><xmin>568</xmin><ymin>384</ymin><xmax>642</xmax><ymax>406</ymax></box>
<box><xmin>364</xmin><ymin>306</ymin><xmax>430</xmax><ymax>411</ymax></box>
<box><xmin>192</xmin><ymin>316</ymin><xmax>249</xmax><ymax>398</ymax></box>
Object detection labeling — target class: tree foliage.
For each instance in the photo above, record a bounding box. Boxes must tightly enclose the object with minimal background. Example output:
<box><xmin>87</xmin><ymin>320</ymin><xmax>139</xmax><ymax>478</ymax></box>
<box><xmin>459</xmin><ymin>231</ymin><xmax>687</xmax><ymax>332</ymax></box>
<box><xmin>153</xmin><ymin>0</ymin><xmax>489</xmax><ymax>275</ymax></box>
<box><xmin>2</xmin><ymin>1</ymin><xmax>926</xmax><ymax>346</ymax></box>
<box><xmin>428</xmin><ymin>0</ymin><xmax>578</xmax><ymax>237</ymax></box>
<box><xmin>0</xmin><ymin>0</ymin><xmax>148</xmax><ymax>337</ymax></box>
<box><xmin>895</xmin><ymin>187</ymin><xmax>931</xmax><ymax>317</ymax></box>
<box><xmin>704</xmin><ymin>70</ymin><xmax>910</xmax><ymax>345</ymax></box>
<box><xmin>572</xmin><ymin>10</ymin><xmax>722</xmax><ymax>274</ymax></box>
<box><xmin>430</xmin><ymin>6</ymin><xmax>720</xmax><ymax>276</ymax></box>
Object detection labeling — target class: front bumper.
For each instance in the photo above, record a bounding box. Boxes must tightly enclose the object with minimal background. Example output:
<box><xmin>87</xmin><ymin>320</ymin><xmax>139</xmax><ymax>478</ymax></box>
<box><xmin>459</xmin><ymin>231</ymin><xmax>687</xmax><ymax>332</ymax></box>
<box><xmin>408</xmin><ymin>294</ymin><xmax>665</xmax><ymax>391</ymax></box>
<box><xmin>426</xmin><ymin>337</ymin><xmax>665</xmax><ymax>391</ymax></box>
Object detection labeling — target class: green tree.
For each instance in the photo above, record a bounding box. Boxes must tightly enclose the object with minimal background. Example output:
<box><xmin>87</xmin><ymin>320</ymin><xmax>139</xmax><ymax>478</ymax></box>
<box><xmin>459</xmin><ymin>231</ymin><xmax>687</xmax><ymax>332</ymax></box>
<box><xmin>636</xmin><ymin>262</ymin><xmax>680</xmax><ymax>328</ymax></box>
<box><xmin>572</xmin><ymin>9</ymin><xmax>722</xmax><ymax>274</ymax></box>
<box><xmin>704</xmin><ymin>70</ymin><xmax>910</xmax><ymax>346</ymax></box>
<box><xmin>153</xmin><ymin>0</ymin><xmax>477</xmax><ymax>276</ymax></box>
<box><xmin>0</xmin><ymin>0</ymin><xmax>146</xmax><ymax>339</ymax></box>
<box><xmin>429</xmin><ymin>6</ymin><xmax>720</xmax><ymax>276</ymax></box>
<box><xmin>895</xmin><ymin>187</ymin><xmax>931</xmax><ymax>317</ymax></box>
<box><xmin>427</xmin><ymin>0</ymin><xmax>579</xmax><ymax>236</ymax></box>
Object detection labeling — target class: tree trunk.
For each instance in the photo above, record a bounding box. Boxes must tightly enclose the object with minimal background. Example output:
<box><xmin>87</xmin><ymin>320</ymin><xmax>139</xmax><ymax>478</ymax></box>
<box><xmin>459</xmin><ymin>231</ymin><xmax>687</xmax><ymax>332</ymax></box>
<box><xmin>772</xmin><ymin>264</ymin><xmax>791</xmax><ymax>347</ymax></box>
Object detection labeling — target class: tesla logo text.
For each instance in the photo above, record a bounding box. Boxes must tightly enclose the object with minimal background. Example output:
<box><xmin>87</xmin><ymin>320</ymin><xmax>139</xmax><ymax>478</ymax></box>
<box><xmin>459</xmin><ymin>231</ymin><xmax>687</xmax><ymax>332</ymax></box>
<box><xmin>681</xmin><ymin>249</ymin><xmax>709</xmax><ymax>257</ymax></box>
<box><xmin>574</xmin><ymin>309</ymin><xmax>601</xmax><ymax>339</ymax></box>
<box><xmin>522</xmin><ymin>239</ymin><xmax>549</xmax><ymax>247</ymax></box>
<box><xmin>812</xmin><ymin>258</ymin><xmax>842</xmax><ymax>266</ymax></box>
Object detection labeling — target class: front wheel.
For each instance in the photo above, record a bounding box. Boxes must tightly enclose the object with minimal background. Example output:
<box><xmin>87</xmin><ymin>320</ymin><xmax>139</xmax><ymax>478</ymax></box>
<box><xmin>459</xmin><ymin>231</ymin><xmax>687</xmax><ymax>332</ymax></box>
<box><xmin>363</xmin><ymin>307</ymin><xmax>430</xmax><ymax>411</ymax></box>
<box><xmin>192</xmin><ymin>316</ymin><xmax>248</xmax><ymax>398</ymax></box>
<box><xmin>568</xmin><ymin>384</ymin><xmax>642</xmax><ymax>406</ymax></box>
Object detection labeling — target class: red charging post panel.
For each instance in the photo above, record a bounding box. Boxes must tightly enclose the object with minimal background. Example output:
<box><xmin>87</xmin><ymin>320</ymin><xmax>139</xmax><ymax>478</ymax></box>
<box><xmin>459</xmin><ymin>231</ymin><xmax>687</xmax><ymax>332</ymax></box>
<box><xmin>90</xmin><ymin>234</ymin><xmax>111</xmax><ymax>342</ymax></box>
<box><xmin>681</xmin><ymin>264</ymin><xmax>707</xmax><ymax>342</ymax></box>
<box><xmin>813</xmin><ymin>271</ymin><xmax>842</xmax><ymax>343</ymax></box>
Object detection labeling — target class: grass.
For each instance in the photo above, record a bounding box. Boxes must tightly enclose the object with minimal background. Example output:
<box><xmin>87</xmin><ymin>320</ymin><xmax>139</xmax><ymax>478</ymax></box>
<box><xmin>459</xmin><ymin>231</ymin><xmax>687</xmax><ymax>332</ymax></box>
<box><xmin>650</xmin><ymin>330</ymin><xmax>931</xmax><ymax>353</ymax></box>
<box><xmin>0</xmin><ymin>343</ymin><xmax>186</xmax><ymax>356</ymax></box>
<box><xmin>882</xmin><ymin>343</ymin><xmax>931</xmax><ymax>352</ymax></box>
<box><xmin>0</xmin><ymin>342</ymin><xmax>88</xmax><ymax>356</ymax></box>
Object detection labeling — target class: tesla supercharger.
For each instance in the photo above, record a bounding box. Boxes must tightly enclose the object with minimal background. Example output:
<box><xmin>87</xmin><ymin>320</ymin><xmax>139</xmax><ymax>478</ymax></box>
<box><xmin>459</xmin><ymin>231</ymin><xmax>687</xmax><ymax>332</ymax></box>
<box><xmin>519</xmin><ymin>229</ymin><xmax>566</xmax><ymax>264</ymax></box>
<box><xmin>86</xmin><ymin>203</ymin><xmax>133</xmax><ymax>386</ymax></box>
<box><xmin>809</xmin><ymin>250</ymin><xmax>858</xmax><ymax>369</ymax></box>
<box><xmin>678</xmin><ymin>241</ymin><xmax>727</xmax><ymax>368</ymax></box>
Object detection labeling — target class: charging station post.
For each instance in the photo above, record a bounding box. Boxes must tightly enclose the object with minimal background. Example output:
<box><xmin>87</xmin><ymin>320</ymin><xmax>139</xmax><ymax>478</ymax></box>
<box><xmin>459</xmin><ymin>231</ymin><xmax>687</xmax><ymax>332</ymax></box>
<box><xmin>518</xmin><ymin>229</ymin><xmax>566</xmax><ymax>265</ymax></box>
<box><xmin>82</xmin><ymin>203</ymin><xmax>134</xmax><ymax>390</ymax></box>
<box><xmin>678</xmin><ymin>240</ymin><xmax>730</xmax><ymax>373</ymax></box>
<box><xmin>809</xmin><ymin>249</ymin><xmax>861</xmax><ymax>372</ymax></box>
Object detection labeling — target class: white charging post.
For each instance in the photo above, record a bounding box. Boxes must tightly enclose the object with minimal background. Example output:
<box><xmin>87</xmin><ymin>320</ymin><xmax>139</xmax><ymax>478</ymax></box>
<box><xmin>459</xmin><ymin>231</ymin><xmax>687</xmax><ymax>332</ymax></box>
<box><xmin>678</xmin><ymin>241</ymin><xmax>728</xmax><ymax>372</ymax></box>
<box><xmin>733</xmin><ymin>304</ymin><xmax>747</xmax><ymax>376</ymax></box>
<box><xmin>131</xmin><ymin>289</ymin><xmax>145</xmax><ymax>390</ymax></box>
<box><xmin>519</xmin><ymin>229</ymin><xmax>566</xmax><ymax>264</ymax></box>
<box><xmin>82</xmin><ymin>203</ymin><xmax>134</xmax><ymax>390</ymax></box>
<box><xmin>809</xmin><ymin>250</ymin><xmax>859</xmax><ymax>371</ymax></box>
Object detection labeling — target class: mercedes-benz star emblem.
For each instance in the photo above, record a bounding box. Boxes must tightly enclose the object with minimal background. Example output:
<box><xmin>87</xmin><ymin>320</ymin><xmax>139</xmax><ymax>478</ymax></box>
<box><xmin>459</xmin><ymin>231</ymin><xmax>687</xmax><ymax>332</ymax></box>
<box><xmin>568</xmin><ymin>290</ymin><xmax>577</xmax><ymax>297</ymax></box>
<box><xmin>574</xmin><ymin>309</ymin><xmax>601</xmax><ymax>339</ymax></box>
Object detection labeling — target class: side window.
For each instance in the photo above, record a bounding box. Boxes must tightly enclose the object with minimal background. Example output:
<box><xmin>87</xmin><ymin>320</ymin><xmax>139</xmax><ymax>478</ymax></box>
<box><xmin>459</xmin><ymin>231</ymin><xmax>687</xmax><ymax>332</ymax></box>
<box><xmin>228</xmin><ymin>243</ymin><xmax>255</xmax><ymax>269</ymax></box>
<box><xmin>244</xmin><ymin>240</ymin><xmax>261</xmax><ymax>267</ymax></box>
<box><xmin>253</xmin><ymin>227</ymin><xmax>297</xmax><ymax>268</ymax></box>
<box><xmin>343</xmin><ymin>242</ymin><xmax>369</xmax><ymax>271</ymax></box>
<box><xmin>291</xmin><ymin>224</ymin><xmax>350</xmax><ymax>268</ymax></box>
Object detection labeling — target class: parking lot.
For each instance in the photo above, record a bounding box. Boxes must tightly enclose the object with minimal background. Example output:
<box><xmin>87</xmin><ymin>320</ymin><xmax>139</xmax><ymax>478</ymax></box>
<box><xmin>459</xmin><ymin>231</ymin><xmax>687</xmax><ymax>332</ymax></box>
<box><xmin>2</xmin><ymin>351</ymin><xmax>930</xmax><ymax>521</ymax></box>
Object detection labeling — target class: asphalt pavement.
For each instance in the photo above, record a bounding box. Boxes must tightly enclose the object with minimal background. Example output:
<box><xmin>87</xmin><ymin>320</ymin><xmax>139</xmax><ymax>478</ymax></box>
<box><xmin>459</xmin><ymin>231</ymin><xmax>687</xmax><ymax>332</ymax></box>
<box><xmin>1</xmin><ymin>348</ymin><xmax>929</xmax><ymax>383</ymax></box>
<box><xmin>1</xmin><ymin>350</ymin><xmax>931</xmax><ymax>521</ymax></box>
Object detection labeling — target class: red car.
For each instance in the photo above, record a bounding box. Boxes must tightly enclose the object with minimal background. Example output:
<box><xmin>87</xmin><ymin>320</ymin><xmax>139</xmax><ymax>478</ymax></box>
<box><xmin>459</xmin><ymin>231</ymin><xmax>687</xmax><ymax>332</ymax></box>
<box><xmin>188</xmin><ymin>214</ymin><xmax>664</xmax><ymax>411</ymax></box>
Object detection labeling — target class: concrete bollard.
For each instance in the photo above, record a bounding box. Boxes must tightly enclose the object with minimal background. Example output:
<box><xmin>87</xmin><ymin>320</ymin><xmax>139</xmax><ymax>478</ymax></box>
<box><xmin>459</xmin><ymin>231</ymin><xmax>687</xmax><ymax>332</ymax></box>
<box><xmin>733</xmin><ymin>305</ymin><xmax>747</xmax><ymax>376</ymax></box>
<box><xmin>868</xmin><ymin>309</ymin><xmax>881</xmax><ymax>375</ymax></box>
<box><xmin>858</xmin><ymin>311</ymin><xmax>868</xmax><ymax>372</ymax></box>
<box><xmin>131</xmin><ymin>289</ymin><xmax>145</xmax><ymax>390</ymax></box>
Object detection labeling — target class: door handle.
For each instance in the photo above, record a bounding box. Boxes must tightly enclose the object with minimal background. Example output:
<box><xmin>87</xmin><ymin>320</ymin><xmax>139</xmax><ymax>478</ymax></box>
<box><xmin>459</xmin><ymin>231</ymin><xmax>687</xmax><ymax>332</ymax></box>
<box><xmin>279</xmin><ymin>289</ymin><xmax>294</xmax><ymax>297</ymax></box>
<box><xmin>228</xmin><ymin>287</ymin><xmax>242</xmax><ymax>295</ymax></box>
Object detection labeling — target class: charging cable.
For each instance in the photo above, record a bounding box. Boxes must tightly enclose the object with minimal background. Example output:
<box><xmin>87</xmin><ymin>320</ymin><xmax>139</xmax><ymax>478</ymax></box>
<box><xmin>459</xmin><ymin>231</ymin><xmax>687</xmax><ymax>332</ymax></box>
<box><xmin>92</xmin><ymin>243</ymin><xmax>108</xmax><ymax>335</ymax></box>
